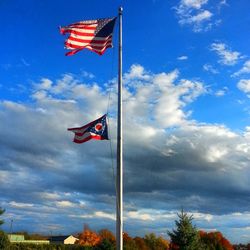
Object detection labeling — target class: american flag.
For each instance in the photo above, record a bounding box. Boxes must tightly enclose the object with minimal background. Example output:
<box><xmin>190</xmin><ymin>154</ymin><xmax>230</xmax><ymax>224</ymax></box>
<box><xmin>68</xmin><ymin>114</ymin><xmax>108</xmax><ymax>143</ymax></box>
<box><xmin>60</xmin><ymin>18</ymin><xmax>116</xmax><ymax>56</ymax></box>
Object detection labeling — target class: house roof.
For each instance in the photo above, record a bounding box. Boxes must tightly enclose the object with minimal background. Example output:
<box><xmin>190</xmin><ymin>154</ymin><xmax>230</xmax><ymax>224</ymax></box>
<box><xmin>50</xmin><ymin>235</ymin><xmax>78</xmax><ymax>241</ymax></box>
<box><xmin>8</xmin><ymin>234</ymin><xmax>25</xmax><ymax>241</ymax></box>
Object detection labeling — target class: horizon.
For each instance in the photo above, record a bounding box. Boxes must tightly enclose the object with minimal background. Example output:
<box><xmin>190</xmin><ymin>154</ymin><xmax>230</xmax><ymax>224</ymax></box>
<box><xmin>0</xmin><ymin>0</ymin><xmax>250</xmax><ymax>244</ymax></box>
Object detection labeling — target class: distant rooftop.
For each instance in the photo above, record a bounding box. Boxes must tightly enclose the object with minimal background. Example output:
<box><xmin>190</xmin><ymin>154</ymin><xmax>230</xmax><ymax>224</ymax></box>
<box><xmin>50</xmin><ymin>235</ymin><xmax>71</xmax><ymax>241</ymax></box>
<box><xmin>8</xmin><ymin>234</ymin><xmax>50</xmax><ymax>244</ymax></box>
<box><xmin>8</xmin><ymin>234</ymin><xmax>25</xmax><ymax>241</ymax></box>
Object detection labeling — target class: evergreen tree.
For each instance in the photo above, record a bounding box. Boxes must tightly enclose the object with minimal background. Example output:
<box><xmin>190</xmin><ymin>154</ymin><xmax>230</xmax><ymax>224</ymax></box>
<box><xmin>168</xmin><ymin>210</ymin><xmax>203</xmax><ymax>250</ymax></box>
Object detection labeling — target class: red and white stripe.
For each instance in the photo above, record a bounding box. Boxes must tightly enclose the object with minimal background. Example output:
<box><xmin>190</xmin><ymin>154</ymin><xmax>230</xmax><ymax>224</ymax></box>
<box><xmin>60</xmin><ymin>19</ymin><xmax>114</xmax><ymax>56</ymax></box>
<box><xmin>73</xmin><ymin>132</ymin><xmax>103</xmax><ymax>143</ymax></box>
<box><xmin>68</xmin><ymin>123</ymin><xmax>93</xmax><ymax>143</ymax></box>
<box><xmin>68</xmin><ymin>115</ymin><xmax>107</xmax><ymax>143</ymax></box>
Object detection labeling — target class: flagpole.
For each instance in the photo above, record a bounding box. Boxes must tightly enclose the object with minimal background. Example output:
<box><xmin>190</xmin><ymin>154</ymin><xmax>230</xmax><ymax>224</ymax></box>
<box><xmin>116</xmin><ymin>6</ymin><xmax>123</xmax><ymax>250</ymax></box>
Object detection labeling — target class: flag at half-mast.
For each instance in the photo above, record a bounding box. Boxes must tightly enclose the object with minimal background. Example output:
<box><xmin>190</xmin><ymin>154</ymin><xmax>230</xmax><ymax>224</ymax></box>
<box><xmin>68</xmin><ymin>114</ymin><xmax>108</xmax><ymax>143</ymax></box>
<box><xmin>60</xmin><ymin>17</ymin><xmax>116</xmax><ymax>56</ymax></box>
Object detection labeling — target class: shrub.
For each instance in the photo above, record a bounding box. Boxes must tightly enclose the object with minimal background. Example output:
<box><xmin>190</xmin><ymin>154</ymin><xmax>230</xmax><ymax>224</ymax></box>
<box><xmin>0</xmin><ymin>230</ymin><xmax>10</xmax><ymax>249</ymax></box>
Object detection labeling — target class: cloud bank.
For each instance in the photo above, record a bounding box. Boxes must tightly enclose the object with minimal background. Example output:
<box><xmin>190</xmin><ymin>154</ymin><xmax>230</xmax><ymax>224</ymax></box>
<box><xmin>0</xmin><ymin>65</ymin><xmax>250</xmax><ymax>243</ymax></box>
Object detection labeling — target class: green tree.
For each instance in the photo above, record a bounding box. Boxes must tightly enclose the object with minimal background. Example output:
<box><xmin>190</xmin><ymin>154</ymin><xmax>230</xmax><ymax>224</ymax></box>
<box><xmin>123</xmin><ymin>232</ymin><xmax>138</xmax><ymax>250</ymax></box>
<box><xmin>0</xmin><ymin>207</ymin><xmax>5</xmax><ymax>226</ymax></box>
<box><xmin>168</xmin><ymin>210</ymin><xmax>202</xmax><ymax>250</ymax></box>
<box><xmin>95</xmin><ymin>238</ymin><xmax>116</xmax><ymax>250</ymax></box>
<box><xmin>145</xmin><ymin>233</ymin><xmax>159</xmax><ymax>249</ymax></box>
<box><xmin>144</xmin><ymin>233</ymin><xmax>169</xmax><ymax>250</ymax></box>
<box><xmin>0</xmin><ymin>230</ymin><xmax>10</xmax><ymax>249</ymax></box>
<box><xmin>97</xmin><ymin>229</ymin><xmax>116</xmax><ymax>250</ymax></box>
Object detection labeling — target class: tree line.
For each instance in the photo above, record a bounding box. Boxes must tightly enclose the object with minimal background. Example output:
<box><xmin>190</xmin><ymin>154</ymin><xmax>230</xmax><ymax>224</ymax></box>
<box><xmin>1</xmin><ymin>207</ymin><xmax>249</xmax><ymax>249</ymax></box>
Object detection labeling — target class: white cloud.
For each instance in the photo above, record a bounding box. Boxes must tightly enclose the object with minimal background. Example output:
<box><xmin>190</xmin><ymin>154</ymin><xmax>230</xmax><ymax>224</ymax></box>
<box><xmin>2</xmin><ymin>101</ymin><xmax>26</xmax><ymax>112</ymax></box>
<box><xmin>175</xmin><ymin>0</ymin><xmax>222</xmax><ymax>32</ymax></box>
<box><xmin>215</xmin><ymin>90</ymin><xmax>225</xmax><ymax>97</ymax></box>
<box><xmin>206</xmin><ymin>145</ymin><xmax>228</xmax><ymax>162</ymax></box>
<box><xmin>127</xmin><ymin>211</ymin><xmax>154</xmax><ymax>221</ymax></box>
<box><xmin>153</xmin><ymin>69</ymin><xmax>179</xmax><ymax>89</ymax></box>
<box><xmin>185</xmin><ymin>123</ymin><xmax>237</xmax><ymax>138</ymax></box>
<box><xmin>36</xmin><ymin>78</ymin><xmax>52</xmax><ymax>90</ymax></box>
<box><xmin>32</xmin><ymin>90</ymin><xmax>47</xmax><ymax>100</ymax></box>
<box><xmin>124</xmin><ymin>64</ymin><xmax>150</xmax><ymax>81</ymax></box>
<box><xmin>180</xmin><ymin>10</ymin><xmax>212</xmax><ymax>25</ymax></box>
<box><xmin>192</xmin><ymin>212</ymin><xmax>213</xmax><ymax>222</ymax></box>
<box><xmin>126</xmin><ymin>209</ymin><xmax>180</xmax><ymax>223</ymax></box>
<box><xmin>126</xmin><ymin>209</ymin><xmax>177</xmax><ymax>222</ymax></box>
<box><xmin>218</xmin><ymin>0</ymin><xmax>227</xmax><ymax>8</ymax></box>
<box><xmin>237</xmin><ymin>79</ymin><xmax>250</xmax><ymax>94</ymax></box>
<box><xmin>9</xmin><ymin>201</ymin><xmax>34</xmax><ymax>208</ymax></box>
<box><xmin>210</xmin><ymin>43</ymin><xmax>241</xmax><ymax>66</ymax></box>
<box><xmin>215</xmin><ymin>87</ymin><xmax>228</xmax><ymax>97</ymax></box>
<box><xmin>233</xmin><ymin>60</ymin><xmax>250</xmax><ymax>77</ymax></box>
<box><xmin>55</xmin><ymin>200</ymin><xmax>76</xmax><ymax>208</ymax></box>
<box><xmin>177</xmin><ymin>55</ymin><xmax>188</xmax><ymax>60</ymax></box>
<box><xmin>69</xmin><ymin>211</ymin><xmax>115</xmax><ymax>221</ymax></box>
<box><xmin>181</xmin><ymin>0</ymin><xmax>208</xmax><ymax>9</ymax></box>
<box><xmin>52</xmin><ymin>74</ymin><xmax>78</xmax><ymax>94</ymax></box>
<box><xmin>203</xmin><ymin>64</ymin><xmax>219</xmax><ymax>74</ymax></box>
<box><xmin>81</xmin><ymin>70</ymin><xmax>95</xmax><ymax>79</ymax></box>
<box><xmin>124</xmin><ymin>67</ymin><xmax>206</xmax><ymax>128</ymax></box>
<box><xmin>39</xmin><ymin>192</ymin><xmax>61</xmax><ymax>200</ymax></box>
<box><xmin>95</xmin><ymin>211</ymin><xmax>115</xmax><ymax>220</ymax></box>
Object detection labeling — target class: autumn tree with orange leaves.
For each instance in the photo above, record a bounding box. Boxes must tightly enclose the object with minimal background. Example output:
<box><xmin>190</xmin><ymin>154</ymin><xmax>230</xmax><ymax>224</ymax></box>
<box><xmin>199</xmin><ymin>231</ymin><xmax>234</xmax><ymax>250</ymax></box>
<box><xmin>77</xmin><ymin>225</ymin><xmax>101</xmax><ymax>247</ymax></box>
<box><xmin>134</xmin><ymin>236</ymin><xmax>150</xmax><ymax>250</ymax></box>
<box><xmin>99</xmin><ymin>229</ymin><xmax>116</xmax><ymax>243</ymax></box>
<box><xmin>123</xmin><ymin>232</ymin><xmax>138</xmax><ymax>249</ymax></box>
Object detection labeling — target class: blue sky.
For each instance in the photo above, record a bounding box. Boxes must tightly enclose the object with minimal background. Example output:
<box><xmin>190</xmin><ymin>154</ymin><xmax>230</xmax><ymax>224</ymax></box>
<box><xmin>1</xmin><ymin>0</ymin><xmax>250</xmax><ymax>244</ymax></box>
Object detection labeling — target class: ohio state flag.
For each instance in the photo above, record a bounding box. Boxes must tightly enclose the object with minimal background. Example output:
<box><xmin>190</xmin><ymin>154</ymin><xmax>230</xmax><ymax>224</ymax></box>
<box><xmin>68</xmin><ymin>114</ymin><xmax>108</xmax><ymax>143</ymax></box>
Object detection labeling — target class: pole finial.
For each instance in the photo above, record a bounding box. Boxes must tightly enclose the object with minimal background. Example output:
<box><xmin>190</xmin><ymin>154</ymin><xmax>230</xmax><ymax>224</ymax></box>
<box><xmin>119</xmin><ymin>6</ymin><xmax>123</xmax><ymax>14</ymax></box>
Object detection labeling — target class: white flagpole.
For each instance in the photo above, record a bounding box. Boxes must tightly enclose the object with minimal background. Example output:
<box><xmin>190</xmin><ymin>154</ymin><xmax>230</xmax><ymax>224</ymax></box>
<box><xmin>116</xmin><ymin>6</ymin><xmax>123</xmax><ymax>250</ymax></box>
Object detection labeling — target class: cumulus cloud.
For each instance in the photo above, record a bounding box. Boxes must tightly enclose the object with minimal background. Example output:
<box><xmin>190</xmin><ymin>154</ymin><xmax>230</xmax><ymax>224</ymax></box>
<box><xmin>180</xmin><ymin>10</ymin><xmax>212</xmax><ymax>25</ymax></box>
<box><xmin>237</xmin><ymin>79</ymin><xmax>250</xmax><ymax>95</ymax></box>
<box><xmin>124</xmin><ymin>64</ymin><xmax>150</xmax><ymax>82</ymax></box>
<box><xmin>0</xmin><ymin>65</ymin><xmax>250</xmax><ymax>242</ymax></box>
<box><xmin>174</xmin><ymin>0</ymin><xmax>224</xmax><ymax>32</ymax></box>
<box><xmin>210</xmin><ymin>42</ymin><xmax>241</xmax><ymax>66</ymax></box>
<box><xmin>35</xmin><ymin>78</ymin><xmax>53</xmax><ymax>90</ymax></box>
<box><xmin>233</xmin><ymin>60</ymin><xmax>250</xmax><ymax>77</ymax></box>
<box><xmin>181</xmin><ymin>0</ymin><xmax>208</xmax><ymax>9</ymax></box>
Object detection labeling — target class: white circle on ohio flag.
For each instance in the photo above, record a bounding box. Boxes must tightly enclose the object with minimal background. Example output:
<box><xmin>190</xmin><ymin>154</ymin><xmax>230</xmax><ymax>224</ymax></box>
<box><xmin>95</xmin><ymin>123</ymin><xmax>103</xmax><ymax>131</ymax></box>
